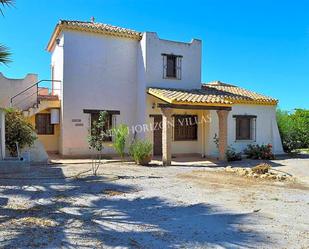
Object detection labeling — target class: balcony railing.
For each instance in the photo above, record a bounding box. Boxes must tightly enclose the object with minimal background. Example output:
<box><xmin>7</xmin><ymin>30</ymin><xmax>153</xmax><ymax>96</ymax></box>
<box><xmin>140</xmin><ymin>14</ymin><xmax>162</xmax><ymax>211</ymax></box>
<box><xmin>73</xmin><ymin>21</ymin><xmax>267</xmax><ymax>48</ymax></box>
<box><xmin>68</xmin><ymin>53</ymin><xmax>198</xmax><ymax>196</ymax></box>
<box><xmin>10</xmin><ymin>80</ymin><xmax>61</xmax><ymax>111</ymax></box>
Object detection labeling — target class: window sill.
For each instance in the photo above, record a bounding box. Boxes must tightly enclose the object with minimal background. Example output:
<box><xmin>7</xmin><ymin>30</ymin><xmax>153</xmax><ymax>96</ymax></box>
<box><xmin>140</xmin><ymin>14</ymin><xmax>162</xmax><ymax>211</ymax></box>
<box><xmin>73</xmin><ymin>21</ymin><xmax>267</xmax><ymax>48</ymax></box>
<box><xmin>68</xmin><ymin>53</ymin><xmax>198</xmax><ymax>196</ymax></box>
<box><xmin>174</xmin><ymin>139</ymin><xmax>198</xmax><ymax>142</ymax></box>
<box><xmin>234</xmin><ymin>139</ymin><xmax>255</xmax><ymax>143</ymax></box>
<box><xmin>164</xmin><ymin>77</ymin><xmax>180</xmax><ymax>80</ymax></box>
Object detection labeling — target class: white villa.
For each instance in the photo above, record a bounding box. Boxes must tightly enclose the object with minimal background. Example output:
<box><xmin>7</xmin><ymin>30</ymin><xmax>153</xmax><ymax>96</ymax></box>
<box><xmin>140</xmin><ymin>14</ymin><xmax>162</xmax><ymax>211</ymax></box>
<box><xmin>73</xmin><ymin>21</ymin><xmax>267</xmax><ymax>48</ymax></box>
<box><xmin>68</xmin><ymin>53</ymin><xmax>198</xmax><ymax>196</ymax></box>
<box><xmin>0</xmin><ymin>20</ymin><xmax>283</xmax><ymax>164</ymax></box>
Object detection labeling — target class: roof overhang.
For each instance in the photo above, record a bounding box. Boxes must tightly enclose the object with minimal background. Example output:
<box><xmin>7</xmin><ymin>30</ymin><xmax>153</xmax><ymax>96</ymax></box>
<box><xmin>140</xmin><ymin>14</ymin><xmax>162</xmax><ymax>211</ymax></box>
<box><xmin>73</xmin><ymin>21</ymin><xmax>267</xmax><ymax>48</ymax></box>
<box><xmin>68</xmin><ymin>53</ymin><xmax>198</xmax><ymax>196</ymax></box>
<box><xmin>47</xmin><ymin>22</ymin><xmax>142</xmax><ymax>52</ymax></box>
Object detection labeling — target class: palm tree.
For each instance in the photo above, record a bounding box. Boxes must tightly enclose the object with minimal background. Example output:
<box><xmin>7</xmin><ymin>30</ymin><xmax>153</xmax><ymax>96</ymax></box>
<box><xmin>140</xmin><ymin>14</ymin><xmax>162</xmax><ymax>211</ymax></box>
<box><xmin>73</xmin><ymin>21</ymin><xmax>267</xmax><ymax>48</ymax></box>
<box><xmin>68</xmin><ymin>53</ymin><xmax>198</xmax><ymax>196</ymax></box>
<box><xmin>0</xmin><ymin>0</ymin><xmax>14</xmax><ymax>65</ymax></box>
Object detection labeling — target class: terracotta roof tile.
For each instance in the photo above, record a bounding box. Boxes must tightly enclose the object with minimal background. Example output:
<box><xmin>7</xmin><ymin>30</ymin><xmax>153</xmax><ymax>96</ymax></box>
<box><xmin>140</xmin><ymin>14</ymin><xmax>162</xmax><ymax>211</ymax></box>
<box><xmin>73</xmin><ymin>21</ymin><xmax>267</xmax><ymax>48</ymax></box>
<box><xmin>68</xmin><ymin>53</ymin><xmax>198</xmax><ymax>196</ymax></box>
<box><xmin>203</xmin><ymin>81</ymin><xmax>278</xmax><ymax>104</ymax></box>
<box><xmin>47</xmin><ymin>20</ymin><xmax>142</xmax><ymax>51</ymax></box>
<box><xmin>148</xmin><ymin>81</ymin><xmax>277</xmax><ymax>106</ymax></box>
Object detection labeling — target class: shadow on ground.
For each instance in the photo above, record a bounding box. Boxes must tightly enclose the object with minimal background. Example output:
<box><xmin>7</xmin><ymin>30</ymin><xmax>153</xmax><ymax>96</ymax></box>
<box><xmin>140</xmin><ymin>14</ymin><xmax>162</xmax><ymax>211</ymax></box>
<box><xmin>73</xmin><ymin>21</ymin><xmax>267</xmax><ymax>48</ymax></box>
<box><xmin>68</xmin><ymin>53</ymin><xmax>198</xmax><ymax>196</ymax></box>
<box><xmin>0</xmin><ymin>165</ymin><xmax>267</xmax><ymax>248</ymax></box>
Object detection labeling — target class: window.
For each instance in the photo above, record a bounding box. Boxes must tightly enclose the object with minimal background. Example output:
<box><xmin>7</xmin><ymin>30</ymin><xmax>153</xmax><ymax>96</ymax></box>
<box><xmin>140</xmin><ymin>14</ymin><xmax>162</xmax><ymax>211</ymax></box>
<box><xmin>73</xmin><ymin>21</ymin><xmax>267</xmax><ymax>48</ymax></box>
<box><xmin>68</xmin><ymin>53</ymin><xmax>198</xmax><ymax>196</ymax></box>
<box><xmin>91</xmin><ymin>113</ymin><xmax>113</xmax><ymax>142</ymax></box>
<box><xmin>234</xmin><ymin>115</ymin><xmax>256</xmax><ymax>140</ymax></box>
<box><xmin>162</xmin><ymin>54</ymin><xmax>182</xmax><ymax>79</ymax></box>
<box><xmin>174</xmin><ymin>115</ymin><xmax>198</xmax><ymax>141</ymax></box>
<box><xmin>35</xmin><ymin>113</ymin><xmax>54</xmax><ymax>135</ymax></box>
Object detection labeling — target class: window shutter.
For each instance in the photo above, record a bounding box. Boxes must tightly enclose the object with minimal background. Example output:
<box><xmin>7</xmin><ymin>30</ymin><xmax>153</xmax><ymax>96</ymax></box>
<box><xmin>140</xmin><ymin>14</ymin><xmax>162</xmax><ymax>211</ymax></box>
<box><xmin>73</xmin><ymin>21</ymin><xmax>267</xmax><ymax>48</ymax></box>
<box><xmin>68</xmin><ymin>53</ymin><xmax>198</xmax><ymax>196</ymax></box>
<box><xmin>112</xmin><ymin>115</ymin><xmax>117</xmax><ymax>142</ymax></box>
<box><xmin>163</xmin><ymin>55</ymin><xmax>167</xmax><ymax>78</ymax></box>
<box><xmin>176</xmin><ymin>56</ymin><xmax>182</xmax><ymax>80</ymax></box>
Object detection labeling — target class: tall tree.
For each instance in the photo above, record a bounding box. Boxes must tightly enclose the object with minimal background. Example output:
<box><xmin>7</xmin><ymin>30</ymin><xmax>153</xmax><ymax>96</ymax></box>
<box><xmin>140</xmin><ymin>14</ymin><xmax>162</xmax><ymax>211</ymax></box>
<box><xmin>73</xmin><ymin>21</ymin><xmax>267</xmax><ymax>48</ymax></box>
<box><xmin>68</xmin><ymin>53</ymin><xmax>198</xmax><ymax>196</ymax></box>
<box><xmin>0</xmin><ymin>0</ymin><xmax>14</xmax><ymax>65</ymax></box>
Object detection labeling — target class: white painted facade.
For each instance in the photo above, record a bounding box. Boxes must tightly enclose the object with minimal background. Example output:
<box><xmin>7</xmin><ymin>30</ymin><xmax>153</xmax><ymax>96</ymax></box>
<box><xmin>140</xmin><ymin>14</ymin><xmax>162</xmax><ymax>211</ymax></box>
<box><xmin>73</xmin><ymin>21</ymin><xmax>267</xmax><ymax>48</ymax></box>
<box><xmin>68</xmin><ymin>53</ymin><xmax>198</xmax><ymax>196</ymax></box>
<box><xmin>48</xmin><ymin>25</ymin><xmax>283</xmax><ymax>157</ymax></box>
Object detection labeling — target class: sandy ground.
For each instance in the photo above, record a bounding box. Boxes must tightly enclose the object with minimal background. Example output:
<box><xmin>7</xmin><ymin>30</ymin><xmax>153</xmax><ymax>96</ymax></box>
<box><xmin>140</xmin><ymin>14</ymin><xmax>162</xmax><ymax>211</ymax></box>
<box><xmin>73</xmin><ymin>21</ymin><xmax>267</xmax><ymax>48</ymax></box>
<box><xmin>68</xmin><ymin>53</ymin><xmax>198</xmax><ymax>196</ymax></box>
<box><xmin>0</xmin><ymin>158</ymin><xmax>308</xmax><ymax>248</ymax></box>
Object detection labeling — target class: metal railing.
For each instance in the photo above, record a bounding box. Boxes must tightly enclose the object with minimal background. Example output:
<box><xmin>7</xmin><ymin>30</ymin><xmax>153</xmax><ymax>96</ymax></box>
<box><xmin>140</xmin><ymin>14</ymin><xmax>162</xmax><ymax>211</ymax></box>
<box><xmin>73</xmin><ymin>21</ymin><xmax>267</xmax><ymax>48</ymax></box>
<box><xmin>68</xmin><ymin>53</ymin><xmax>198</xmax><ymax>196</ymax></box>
<box><xmin>10</xmin><ymin>80</ymin><xmax>61</xmax><ymax>111</ymax></box>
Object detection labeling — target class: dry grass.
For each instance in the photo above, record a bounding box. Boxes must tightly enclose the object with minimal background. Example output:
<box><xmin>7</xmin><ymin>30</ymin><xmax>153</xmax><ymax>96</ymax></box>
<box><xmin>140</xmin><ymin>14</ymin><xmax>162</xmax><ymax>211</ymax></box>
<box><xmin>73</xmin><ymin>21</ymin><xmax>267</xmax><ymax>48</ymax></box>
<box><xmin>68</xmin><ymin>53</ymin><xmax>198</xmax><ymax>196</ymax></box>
<box><xmin>103</xmin><ymin>189</ymin><xmax>126</xmax><ymax>196</ymax></box>
<box><xmin>251</xmin><ymin>163</ymin><xmax>272</xmax><ymax>174</ymax></box>
<box><xmin>178</xmin><ymin>170</ymin><xmax>309</xmax><ymax>191</ymax></box>
<box><xmin>10</xmin><ymin>217</ymin><xmax>58</xmax><ymax>227</ymax></box>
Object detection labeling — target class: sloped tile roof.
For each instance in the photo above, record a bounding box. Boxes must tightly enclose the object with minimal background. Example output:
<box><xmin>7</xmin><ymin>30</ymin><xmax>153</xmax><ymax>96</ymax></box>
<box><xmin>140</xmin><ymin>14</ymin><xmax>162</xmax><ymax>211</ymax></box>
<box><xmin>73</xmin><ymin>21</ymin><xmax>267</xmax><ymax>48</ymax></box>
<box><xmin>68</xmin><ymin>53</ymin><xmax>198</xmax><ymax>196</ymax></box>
<box><xmin>148</xmin><ymin>81</ymin><xmax>278</xmax><ymax>106</ymax></box>
<box><xmin>148</xmin><ymin>88</ymin><xmax>233</xmax><ymax>106</ymax></box>
<box><xmin>47</xmin><ymin>20</ymin><xmax>142</xmax><ymax>51</ymax></box>
<box><xmin>203</xmin><ymin>81</ymin><xmax>278</xmax><ymax>104</ymax></box>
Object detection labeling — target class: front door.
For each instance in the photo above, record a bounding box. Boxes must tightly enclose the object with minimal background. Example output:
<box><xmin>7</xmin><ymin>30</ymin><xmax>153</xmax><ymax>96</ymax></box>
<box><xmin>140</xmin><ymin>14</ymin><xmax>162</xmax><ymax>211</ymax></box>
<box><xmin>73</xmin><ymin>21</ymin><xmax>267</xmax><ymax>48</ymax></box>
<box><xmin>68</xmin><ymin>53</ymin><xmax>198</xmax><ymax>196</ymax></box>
<box><xmin>153</xmin><ymin>115</ymin><xmax>162</xmax><ymax>156</ymax></box>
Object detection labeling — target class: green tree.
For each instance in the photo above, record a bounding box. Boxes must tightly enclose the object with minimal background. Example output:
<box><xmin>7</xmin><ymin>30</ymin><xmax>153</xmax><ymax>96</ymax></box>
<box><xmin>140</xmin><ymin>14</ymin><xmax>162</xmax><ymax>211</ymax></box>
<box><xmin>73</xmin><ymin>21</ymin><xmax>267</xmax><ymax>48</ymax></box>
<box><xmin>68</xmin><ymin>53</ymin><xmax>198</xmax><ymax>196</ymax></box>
<box><xmin>5</xmin><ymin>108</ymin><xmax>37</xmax><ymax>156</ymax></box>
<box><xmin>87</xmin><ymin>111</ymin><xmax>108</xmax><ymax>153</ymax></box>
<box><xmin>87</xmin><ymin>111</ymin><xmax>109</xmax><ymax>175</ymax></box>
<box><xmin>0</xmin><ymin>0</ymin><xmax>14</xmax><ymax>65</ymax></box>
<box><xmin>276</xmin><ymin>108</ymin><xmax>309</xmax><ymax>152</ymax></box>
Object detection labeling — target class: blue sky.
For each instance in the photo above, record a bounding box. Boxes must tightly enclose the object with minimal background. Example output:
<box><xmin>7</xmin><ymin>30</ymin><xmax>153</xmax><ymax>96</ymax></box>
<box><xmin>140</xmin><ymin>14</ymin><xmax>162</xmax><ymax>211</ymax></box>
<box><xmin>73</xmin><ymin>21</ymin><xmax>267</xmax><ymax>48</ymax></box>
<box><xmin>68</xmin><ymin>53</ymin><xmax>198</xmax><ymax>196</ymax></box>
<box><xmin>0</xmin><ymin>0</ymin><xmax>308</xmax><ymax>110</ymax></box>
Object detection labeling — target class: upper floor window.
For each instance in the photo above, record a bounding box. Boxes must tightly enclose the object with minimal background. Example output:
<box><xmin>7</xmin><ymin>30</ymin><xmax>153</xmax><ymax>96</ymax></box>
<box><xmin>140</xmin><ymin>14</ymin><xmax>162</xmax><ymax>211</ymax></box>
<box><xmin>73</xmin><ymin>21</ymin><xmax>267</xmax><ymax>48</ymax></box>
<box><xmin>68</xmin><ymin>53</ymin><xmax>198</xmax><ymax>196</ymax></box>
<box><xmin>162</xmin><ymin>54</ymin><xmax>182</xmax><ymax>80</ymax></box>
<box><xmin>233</xmin><ymin>115</ymin><xmax>256</xmax><ymax>141</ymax></box>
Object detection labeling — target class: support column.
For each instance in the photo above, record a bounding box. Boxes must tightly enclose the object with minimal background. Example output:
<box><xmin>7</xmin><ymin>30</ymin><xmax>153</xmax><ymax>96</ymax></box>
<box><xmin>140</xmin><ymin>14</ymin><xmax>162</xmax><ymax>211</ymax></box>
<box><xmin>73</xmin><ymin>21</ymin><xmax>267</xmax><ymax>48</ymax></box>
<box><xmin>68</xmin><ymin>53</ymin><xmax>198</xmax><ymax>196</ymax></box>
<box><xmin>217</xmin><ymin>110</ymin><xmax>229</xmax><ymax>161</ymax></box>
<box><xmin>161</xmin><ymin>108</ymin><xmax>173</xmax><ymax>166</ymax></box>
<box><xmin>0</xmin><ymin>109</ymin><xmax>5</xmax><ymax>160</ymax></box>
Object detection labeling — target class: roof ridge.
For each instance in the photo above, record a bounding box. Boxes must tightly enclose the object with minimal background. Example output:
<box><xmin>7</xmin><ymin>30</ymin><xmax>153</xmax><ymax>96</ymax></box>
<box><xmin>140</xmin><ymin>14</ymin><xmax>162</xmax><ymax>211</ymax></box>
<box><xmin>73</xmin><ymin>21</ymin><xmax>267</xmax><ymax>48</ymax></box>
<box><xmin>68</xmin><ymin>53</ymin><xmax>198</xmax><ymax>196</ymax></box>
<box><xmin>47</xmin><ymin>19</ymin><xmax>142</xmax><ymax>51</ymax></box>
<box><xmin>59</xmin><ymin>19</ymin><xmax>142</xmax><ymax>33</ymax></box>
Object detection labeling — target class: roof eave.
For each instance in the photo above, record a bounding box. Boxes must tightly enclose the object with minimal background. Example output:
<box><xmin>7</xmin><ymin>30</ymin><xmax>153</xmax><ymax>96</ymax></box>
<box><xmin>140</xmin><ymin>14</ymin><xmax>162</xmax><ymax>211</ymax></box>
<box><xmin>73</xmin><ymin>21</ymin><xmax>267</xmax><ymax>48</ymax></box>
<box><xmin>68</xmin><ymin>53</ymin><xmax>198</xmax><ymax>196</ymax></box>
<box><xmin>46</xmin><ymin>23</ymin><xmax>61</xmax><ymax>52</ymax></box>
<box><xmin>46</xmin><ymin>22</ymin><xmax>143</xmax><ymax>52</ymax></box>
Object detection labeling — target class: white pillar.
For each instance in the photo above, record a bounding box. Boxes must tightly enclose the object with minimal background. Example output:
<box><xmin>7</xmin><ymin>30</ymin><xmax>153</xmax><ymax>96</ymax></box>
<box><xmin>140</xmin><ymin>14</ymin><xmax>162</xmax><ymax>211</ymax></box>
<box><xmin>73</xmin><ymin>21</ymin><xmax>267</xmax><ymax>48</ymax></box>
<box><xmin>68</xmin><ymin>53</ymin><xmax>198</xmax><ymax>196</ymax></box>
<box><xmin>0</xmin><ymin>109</ymin><xmax>5</xmax><ymax>160</ymax></box>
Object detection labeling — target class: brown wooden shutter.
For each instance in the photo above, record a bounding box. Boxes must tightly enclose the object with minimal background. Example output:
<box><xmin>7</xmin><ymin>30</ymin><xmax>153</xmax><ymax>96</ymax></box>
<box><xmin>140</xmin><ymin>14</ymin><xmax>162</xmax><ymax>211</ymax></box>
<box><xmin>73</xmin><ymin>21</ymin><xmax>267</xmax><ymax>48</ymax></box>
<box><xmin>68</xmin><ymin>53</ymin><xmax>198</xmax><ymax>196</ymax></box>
<box><xmin>176</xmin><ymin>56</ymin><xmax>182</xmax><ymax>80</ymax></box>
<box><xmin>163</xmin><ymin>55</ymin><xmax>167</xmax><ymax>78</ymax></box>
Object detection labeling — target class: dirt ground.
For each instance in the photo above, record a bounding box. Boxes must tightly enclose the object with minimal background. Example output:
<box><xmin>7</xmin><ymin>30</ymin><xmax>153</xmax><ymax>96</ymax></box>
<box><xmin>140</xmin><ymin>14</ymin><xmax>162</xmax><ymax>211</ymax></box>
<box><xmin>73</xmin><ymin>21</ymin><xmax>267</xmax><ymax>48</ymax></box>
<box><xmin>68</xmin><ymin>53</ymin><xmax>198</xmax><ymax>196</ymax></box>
<box><xmin>0</xmin><ymin>158</ymin><xmax>308</xmax><ymax>248</ymax></box>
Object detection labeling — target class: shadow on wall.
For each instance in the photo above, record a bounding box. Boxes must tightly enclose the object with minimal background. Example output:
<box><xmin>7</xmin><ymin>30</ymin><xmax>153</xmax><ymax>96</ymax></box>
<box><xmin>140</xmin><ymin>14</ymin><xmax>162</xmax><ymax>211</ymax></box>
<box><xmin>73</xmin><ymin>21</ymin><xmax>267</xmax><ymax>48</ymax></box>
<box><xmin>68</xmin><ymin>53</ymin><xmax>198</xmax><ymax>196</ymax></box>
<box><xmin>0</xmin><ymin>165</ymin><xmax>268</xmax><ymax>248</ymax></box>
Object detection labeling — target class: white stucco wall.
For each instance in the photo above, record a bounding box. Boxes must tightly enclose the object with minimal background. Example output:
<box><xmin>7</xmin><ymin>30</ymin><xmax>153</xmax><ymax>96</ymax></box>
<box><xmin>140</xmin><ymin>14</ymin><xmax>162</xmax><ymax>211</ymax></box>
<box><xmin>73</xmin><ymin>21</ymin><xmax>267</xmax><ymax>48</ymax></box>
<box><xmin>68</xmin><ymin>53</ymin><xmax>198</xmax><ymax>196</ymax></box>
<box><xmin>206</xmin><ymin>105</ymin><xmax>284</xmax><ymax>157</ymax></box>
<box><xmin>135</xmin><ymin>32</ymin><xmax>202</xmax><ymax>139</ymax></box>
<box><xmin>59</xmin><ymin>30</ymin><xmax>139</xmax><ymax>155</ymax></box>
<box><xmin>51</xmin><ymin>34</ymin><xmax>64</xmax><ymax>98</ymax></box>
<box><xmin>143</xmin><ymin>32</ymin><xmax>202</xmax><ymax>89</ymax></box>
<box><xmin>0</xmin><ymin>73</ymin><xmax>38</xmax><ymax>109</ymax></box>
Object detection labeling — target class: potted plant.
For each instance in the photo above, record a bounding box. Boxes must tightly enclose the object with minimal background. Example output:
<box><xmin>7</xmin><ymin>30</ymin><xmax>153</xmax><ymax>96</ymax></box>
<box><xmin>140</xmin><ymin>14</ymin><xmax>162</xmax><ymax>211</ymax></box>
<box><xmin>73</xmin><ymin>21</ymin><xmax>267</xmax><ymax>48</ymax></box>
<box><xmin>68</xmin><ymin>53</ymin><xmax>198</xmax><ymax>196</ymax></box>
<box><xmin>129</xmin><ymin>139</ymin><xmax>153</xmax><ymax>165</ymax></box>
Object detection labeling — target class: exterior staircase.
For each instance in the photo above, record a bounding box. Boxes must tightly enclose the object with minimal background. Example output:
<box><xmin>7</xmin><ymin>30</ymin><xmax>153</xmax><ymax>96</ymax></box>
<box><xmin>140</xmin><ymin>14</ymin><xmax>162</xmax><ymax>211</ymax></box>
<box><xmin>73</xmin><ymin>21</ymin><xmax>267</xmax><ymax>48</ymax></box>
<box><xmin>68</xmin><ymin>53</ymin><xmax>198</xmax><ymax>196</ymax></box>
<box><xmin>7</xmin><ymin>80</ymin><xmax>61</xmax><ymax>163</ymax></box>
<box><xmin>22</xmin><ymin>95</ymin><xmax>60</xmax><ymax>118</ymax></box>
<box><xmin>10</xmin><ymin>80</ymin><xmax>61</xmax><ymax>117</ymax></box>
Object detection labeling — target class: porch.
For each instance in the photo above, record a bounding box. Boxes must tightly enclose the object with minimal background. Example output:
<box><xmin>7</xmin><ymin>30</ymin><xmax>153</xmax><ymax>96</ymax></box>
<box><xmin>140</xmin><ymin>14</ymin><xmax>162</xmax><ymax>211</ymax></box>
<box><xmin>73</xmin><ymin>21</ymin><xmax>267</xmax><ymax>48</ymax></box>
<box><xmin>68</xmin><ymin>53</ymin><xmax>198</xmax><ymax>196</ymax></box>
<box><xmin>147</xmin><ymin>88</ymin><xmax>233</xmax><ymax>165</ymax></box>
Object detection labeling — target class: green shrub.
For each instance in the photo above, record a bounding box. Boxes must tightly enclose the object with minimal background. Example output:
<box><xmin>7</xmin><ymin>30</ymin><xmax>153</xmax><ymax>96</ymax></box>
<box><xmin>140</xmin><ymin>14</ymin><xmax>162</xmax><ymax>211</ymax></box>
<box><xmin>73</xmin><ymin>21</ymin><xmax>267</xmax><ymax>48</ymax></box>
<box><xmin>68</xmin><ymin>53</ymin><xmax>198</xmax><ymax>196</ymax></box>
<box><xmin>129</xmin><ymin>140</ymin><xmax>152</xmax><ymax>165</ymax></box>
<box><xmin>226</xmin><ymin>146</ymin><xmax>242</xmax><ymax>161</ymax></box>
<box><xmin>251</xmin><ymin>163</ymin><xmax>271</xmax><ymax>174</ymax></box>
<box><xmin>244</xmin><ymin>144</ymin><xmax>274</xmax><ymax>160</ymax></box>
<box><xmin>5</xmin><ymin>108</ymin><xmax>37</xmax><ymax>156</ymax></box>
<box><xmin>112</xmin><ymin>124</ymin><xmax>129</xmax><ymax>160</ymax></box>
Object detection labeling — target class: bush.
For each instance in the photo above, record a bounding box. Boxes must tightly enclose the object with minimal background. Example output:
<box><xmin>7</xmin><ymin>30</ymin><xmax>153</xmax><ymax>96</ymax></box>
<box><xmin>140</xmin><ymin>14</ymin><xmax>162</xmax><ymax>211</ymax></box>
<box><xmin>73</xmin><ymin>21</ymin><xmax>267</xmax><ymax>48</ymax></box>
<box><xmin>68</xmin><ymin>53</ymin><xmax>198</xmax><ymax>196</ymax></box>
<box><xmin>226</xmin><ymin>146</ymin><xmax>242</xmax><ymax>161</ymax></box>
<box><xmin>244</xmin><ymin>144</ymin><xmax>275</xmax><ymax>160</ymax></box>
<box><xmin>112</xmin><ymin>124</ymin><xmax>129</xmax><ymax>160</ymax></box>
<box><xmin>277</xmin><ymin>109</ymin><xmax>309</xmax><ymax>152</ymax></box>
<box><xmin>5</xmin><ymin>108</ymin><xmax>37</xmax><ymax>156</ymax></box>
<box><xmin>251</xmin><ymin>163</ymin><xmax>271</xmax><ymax>174</ymax></box>
<box><xmin>129</xmin><ymin>140</ymin><xmax>152</xmax><ymax>165</ymax></box>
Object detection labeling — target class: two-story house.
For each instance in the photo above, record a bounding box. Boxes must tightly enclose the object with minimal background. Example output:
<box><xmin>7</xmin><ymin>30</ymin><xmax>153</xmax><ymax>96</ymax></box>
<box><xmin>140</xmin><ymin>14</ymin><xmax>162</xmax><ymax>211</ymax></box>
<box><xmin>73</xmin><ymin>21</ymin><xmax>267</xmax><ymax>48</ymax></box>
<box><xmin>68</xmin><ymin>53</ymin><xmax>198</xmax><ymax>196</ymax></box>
<box><xmin>8</xmin><ymin>19</ymin><xmax>282</xmax><ymax>164</ymax></box>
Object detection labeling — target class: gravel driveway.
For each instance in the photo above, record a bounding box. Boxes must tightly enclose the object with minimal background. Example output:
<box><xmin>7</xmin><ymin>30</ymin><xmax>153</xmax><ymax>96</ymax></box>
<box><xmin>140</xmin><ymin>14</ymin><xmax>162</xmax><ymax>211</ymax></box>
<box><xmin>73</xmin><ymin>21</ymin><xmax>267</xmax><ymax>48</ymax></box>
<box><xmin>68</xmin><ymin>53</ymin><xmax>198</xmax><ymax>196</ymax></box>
<box><xmin>0</xmin><ymin>158</ymin><xmax>308</xmax><ymax>248</ymax></box>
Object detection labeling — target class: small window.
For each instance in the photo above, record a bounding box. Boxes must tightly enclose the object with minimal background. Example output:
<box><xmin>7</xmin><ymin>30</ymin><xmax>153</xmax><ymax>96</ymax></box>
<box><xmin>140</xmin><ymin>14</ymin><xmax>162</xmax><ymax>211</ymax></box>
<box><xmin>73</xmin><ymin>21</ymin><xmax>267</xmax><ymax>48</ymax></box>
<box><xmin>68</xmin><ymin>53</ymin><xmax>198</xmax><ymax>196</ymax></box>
<box><xmin>163</xmin><ymin>54</ymin><xmax>182</xmax><ymax>79</ymax></box>
<box><xmin>35</xmin><ymin>113</ymin><xmax>54</xmax><ymax>135</ymax></box>
<box><xmin>235</xmin><ymin>116</ymin><xmax>256</xmax><ymax>140</ymax></box>
<box><xmin>174</xmin><ymin>115</ymin><xmax>198</xmax><ymax>141</ymax></box>
<box><xmin>91</xmin><ymin>113</ymin><xmax>113</xmax><ymax>142</ymax></box>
